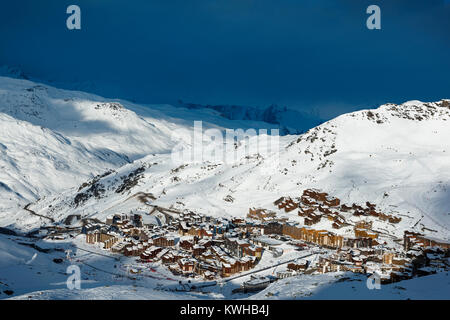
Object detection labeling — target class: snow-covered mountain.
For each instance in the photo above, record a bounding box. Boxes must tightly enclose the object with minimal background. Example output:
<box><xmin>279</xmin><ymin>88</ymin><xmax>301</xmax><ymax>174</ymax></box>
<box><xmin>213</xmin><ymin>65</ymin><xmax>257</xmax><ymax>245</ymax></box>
<box><xmin>14</xmin><ymin>91</ymin><xmax>450</xmax><ymax>242</ymax></box>
<box><xmin>0</xmin><ymin>75</ymin><xmax>449</xmax><ymax>300</ymax></box>
<box><xmin>0</xmin><ymin>76</ymin><xmax>295</xmax><ymax>224</ymax></box>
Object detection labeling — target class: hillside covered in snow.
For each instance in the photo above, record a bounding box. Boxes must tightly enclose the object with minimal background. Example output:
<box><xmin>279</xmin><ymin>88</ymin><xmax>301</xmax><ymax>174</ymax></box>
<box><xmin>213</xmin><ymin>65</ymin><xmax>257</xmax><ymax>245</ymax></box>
<box><xmin>0</xmin><ymin>76</ymin><xmax>290</xmax><ymax>221</ymax></box>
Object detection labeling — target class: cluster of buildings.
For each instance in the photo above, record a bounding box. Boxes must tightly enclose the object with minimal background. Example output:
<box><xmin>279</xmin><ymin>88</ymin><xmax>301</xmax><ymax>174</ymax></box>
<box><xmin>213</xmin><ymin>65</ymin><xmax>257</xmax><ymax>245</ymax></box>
<box><xmin>81</xmin><ymin>188</ymin><xmax>449</xmax><ymax>286</ymax></box>
<box><xmin>248</xmin><ymin>189</ymin><xmax>448</xmax><ymax>284</ymax></box>
<box><xmin>313</xmin><ymin>231</ymin><xmax>449</xmax><ymax>283</ymax></box>
<box><xmin>83</xmin><ymin>212</ymin><xmax>265</xmax><ymax>280</ymax></box>
<box><xmin>274</xmin><ymin>230</ymin><xmax>449</xmax><ymax>284</ymax></box>
<box><xmin>252</xmin><ymin>189</ymin><xmax>408</xmax><ymax>249</ymax></box>
<box><xmin>275</xmin><ymin>189</ymin><xmax>401</xmax><ymax>229</ymax></box>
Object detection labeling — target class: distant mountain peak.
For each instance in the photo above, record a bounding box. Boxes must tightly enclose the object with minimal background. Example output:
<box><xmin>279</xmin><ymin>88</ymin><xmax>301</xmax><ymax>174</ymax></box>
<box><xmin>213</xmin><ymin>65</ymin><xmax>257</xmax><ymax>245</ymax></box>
<box><xmin>176</xmin><ymin>100</ymin><xmax>323</xmax><ymax>135</ymax></box>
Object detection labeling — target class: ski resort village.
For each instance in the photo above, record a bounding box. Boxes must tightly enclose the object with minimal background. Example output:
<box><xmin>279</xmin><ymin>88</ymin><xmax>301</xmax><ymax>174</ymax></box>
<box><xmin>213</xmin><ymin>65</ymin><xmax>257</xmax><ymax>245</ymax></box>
<box><xmin>14</xmin><ymin>187</ymin><xmax>448</xmax><ymax>296</ymax></box>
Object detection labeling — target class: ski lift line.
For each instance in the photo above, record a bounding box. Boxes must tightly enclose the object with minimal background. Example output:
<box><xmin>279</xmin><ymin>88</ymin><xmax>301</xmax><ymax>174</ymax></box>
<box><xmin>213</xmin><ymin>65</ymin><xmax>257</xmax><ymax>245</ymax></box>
<box><xmin>77</xmin><ymin>260</ymin><xmax>133</xmax><ymax>279</ymax></box>
<box><xmin>75</xmin><ymin>246</ymin><xmax>121</xmax><ymax>261</ymax></box>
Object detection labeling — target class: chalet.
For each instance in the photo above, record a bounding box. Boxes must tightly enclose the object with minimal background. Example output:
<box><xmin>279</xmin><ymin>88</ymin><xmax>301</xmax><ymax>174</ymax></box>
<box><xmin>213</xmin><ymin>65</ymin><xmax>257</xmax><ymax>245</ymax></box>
<box><xmin>193</xmin><ymin>244</ymin><xmax>206</xmax><ymax>256</ymax></box>
<box><xmin>178</xmin><ymin>221</ymin><xmax>190</xmax><ymax>235</ymax></box>
<box><xmin>274</xmin><ymin>197</ymin><xmax>285</xmax><ymax>206</ymax></box>
<box><xmin>131</xmin><ymin>214</ymin><xmax>143</xmax><ymax>227</ymax></box>
<box><xmin>318</xmin><ymin>206</ymin><xmax>332</xmax><ymax>214</ymax></box>
<box><xmin>280</xmin><ymin>224</ymin><xmax>346</xmax><ymax>249</ymax></box>
<box><xmin>298</xmin><ymin>206</ymin><xmax>315</xmax><ymax>217</ymax></box>
<box><xmin>179</xmin><ymin>258</ymin><xmax>196</xmax><ymax>273</ymax></box>
<box><xmin>243</xmin><ymin>245</ymin><xmax>263</xmax><ymax>258</ymax></box>
<box><xmin>240</xmin><ymin>256</ymin><xmax>255</xmax><ymax>271</ymax></box>
<box><xmin>221</xmin><ymin>263</ymin><xmax>233</xmax><ymax>277</ymax></box>
<box><xmin>236</xmin><ymin>240</ymin><xmax>252</xmax><ymax>257</ymax></box>
<box><xmin>304</xmin><ymin>212</ymin><xmax>321</xmax><ymax>226</ymax></box>
<box><xmin>388</xmin><ymin>216</ymin><xmax>401</xmax><ymax>224</ymax></box>
<box><xmin>324</xmin><ymin>196</ymin><xmax>340</xmax><ymax>207</ymax></box>
<box><xmin>425</xmin><ymin>249</ymin><xmax>448</xmax><ymax>269</ymax></box>
<box><xmin>124</xmin><ymin>245</ymin><xmax>139</xmax><ymax>257</ymax></box>
<box><xmin>330</xmin><ymin>214</ymin><xmax>345</xmax><ymax>229</ymax></box>
<box><xmin>366</xmin><ymin>201</ymin><xmax>376</xmax><ymax>210</ymax></box>
<box><xmin>153</xmin><ymin>235</ymin><xmax>176</xmax><ymax>247</ymax></box>
<box><xmin>284</xmin><ymin>200</ymin><xmax>298</xmax><ymax>212</ymax></box>
<box><xmin>199</xmin><ymin>249</ymin><xmax>215</xmax><ymax>261</ymax></box>
<box><xmin>179</xmin><ymin>236</ymin><xmax>195</xmax><ymax>251</ymax></box>
<box><xmin>300</xmin><ymin>195</ymin><xmax>317</xmax><ymax>206</ymax></box>
<box><xmin>287</xmin><ymin>259</ymin><xmax>308</xmax><ymax>271</ymax></box>
<box><xmin>303</xmin><ymin>189</ymin><xmax>329</xmax><ymax>202</ymax></box>
<box><xmin>140</xmin><ymin>246</ymin><xmax>163</xmax><ymax>260</ymax></box>
<box><xmin>341</xmin><ymin>264</ymin><xmax>364</xmax><ymax>273</ymax></box>
<box><xmin>221</xmin><ymin>258</ymin><xmax>242</xmax><ymax>277</ymax></box>
<box><xmin>332</xmin><ymin>220</ymin><xmax>344</xmax><ymax>229</ymax></box>
<box><xmin>275</xmin><ymin>197</ymin><xmax>298</xmax><ymax>212</ymax></box>
<box><xmin>161</xmin><ymin>252</ymin><xmax>176</xmax><ymax>264</ymax></box>
<box><xmin>369</xmin><ymin>210</ymin><xmax>380</xmax><ymax>218</ymax></box>
<box><xmin>224</xmin><ymin>237</ymin><xmax>239</xmax><ymax>256</ymax></box>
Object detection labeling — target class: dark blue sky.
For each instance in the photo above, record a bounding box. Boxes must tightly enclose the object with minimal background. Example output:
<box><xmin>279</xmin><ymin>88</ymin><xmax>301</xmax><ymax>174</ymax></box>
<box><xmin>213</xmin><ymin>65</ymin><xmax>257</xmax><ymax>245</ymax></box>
<box><xmin>1</xmin><ymin>0</ymin><xmax>449</xmax><ymax>118</ymax></box>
